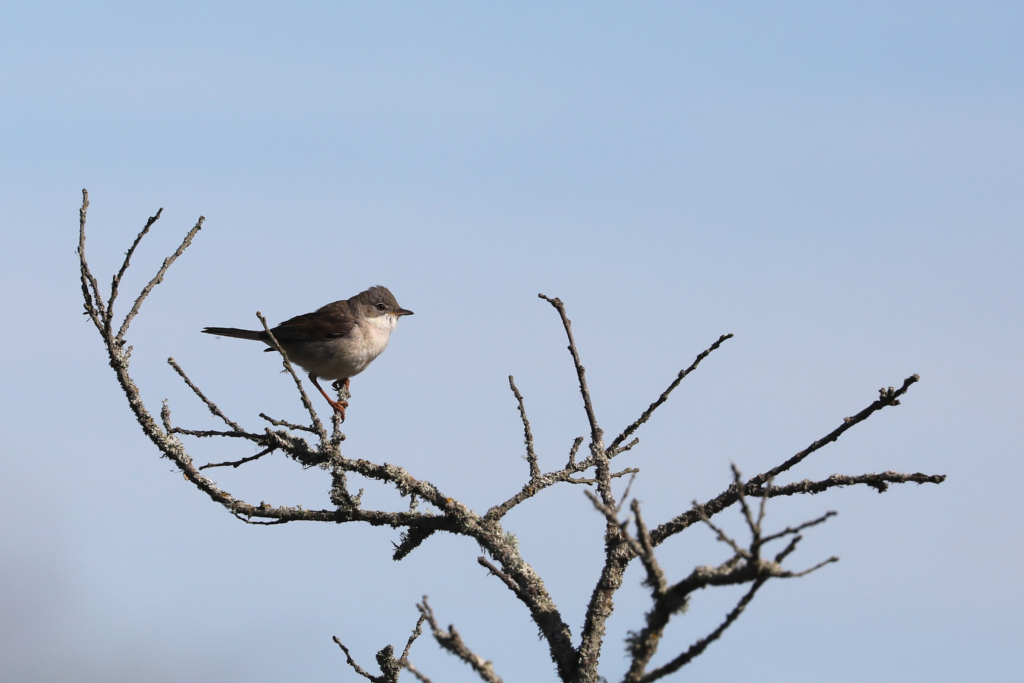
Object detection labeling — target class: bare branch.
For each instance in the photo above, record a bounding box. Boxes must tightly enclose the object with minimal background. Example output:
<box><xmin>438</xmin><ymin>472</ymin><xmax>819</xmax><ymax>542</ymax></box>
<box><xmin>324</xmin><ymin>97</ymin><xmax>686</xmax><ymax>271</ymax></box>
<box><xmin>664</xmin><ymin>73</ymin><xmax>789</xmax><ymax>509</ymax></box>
<box><xmin>259</xmin><ymin>412</ymin><xmax>317</xmax><ymax>434</ymax></box>
<box><xmin>477</xmin><ymin>556</ymin><xmax>522</xmax><ymax>597</ymax></box>
<box><xmin>761</xmin><ymin>510</ymin><xmax>837</xmax><ymax>545</ymax></box>
<box><xmin>756</xmin><ymin>475</ymin><xmax>772</xmax><ymax>529</ymax></box>
<box><xmin>567</xmin><ymin>467</ymin><xmax>639</xmax><ymax>485</ymax></box>
<box><xmin>484</xmin><ymin>455</ymin><xmax>628</xmax><ymax>521</ymax></box>
<box><xmin>616</xmin><ymin>472</ymin><xmax>638</xmax><ymax>513</ymax></box>
<box><xmin>167</xmin><ymin>427</ymin><xmax>249</xmax><ymax>439</ymax></box>
<box><xmin>631</xmin><ymin>501</ymin><xmax>667</xmax><ymax>597</ymax></box>
<box><xmin>76</xmin><ymin>189</ymin><xmax>107</xmax><ymax>333</ymax></box>
<box><xmin>538</xmin><ymin>294</ymin><xmax>603</xmax><ymax>446</ymax></box>
<box><xmin>784</xmin><ymin>555</ymin><xmax>839</xmax><ymax>578</ymax></box>
<box><xmin>625</xmin><ymin>485</ymin><xmax>843</xmax><ymax>683</ymax></box>
<box><xmin>508</xmin><ymin>376</ymin><xmax>540</xmax><ymax>478</ymax></box>
<box><xmin>652</xmin><ymin>375</ymin><xmax>933</xmax><ymax>545</ymax></box>
<box><xmin>333</xmin><ymin>637</ymin><xmax>384</xmax><ymax>682</ymax></box>
<box><xmin>418</xmin><ymin>597</ymin><xmax>505</xmax><ymax>683</ymax></box>
<box><xmin>116</xmin><ymin>215</ymin><xmax>204</xmax><ymax>341</ymax></box>
<box><xmin>773</xmin><ymin>534</ymin><xmax>803</xmax><ymax>564</ymax></box>
<box><xmin>108</xmin><ymin>208</ymin><xmax>163</xmax><ymax>325</ymax></box>
<box><xmin>401</xmin><ymin>613</ymin><xmax>428</xmax><ymax>662</ymax></box>
<box><xmin>609</xmin><ymin>333</ymin><xmax>733</xmax><ymax>453</ymax></box>
<box><xmin>653</xmin><ymin>468</ymin><xmax>943</xmax><ymax>546</ymax></box>
<box><xmin>749</xmin><ymin>374</ymin><xmax>921</xmax><ymax>487</ymax></box>
<box><xmin>635</xmin><ymin>579</ymin><xmax>767</xmax><ymax>683</ymax></box>
<box><xmin>765</xmin><ymin>471</ymin><xmax>946</xmax><ymax>496</ymax></box>
<box><xmin>609</xmin><ymin>437</ymin><xmax>639</xmax><ymax>458</ymax></box>
<box><xmin>695</xmin><ymin>502</ymin><xmax>749</xmax><ymax>559</ymax></box>
<box><xmin>257</xmin><ymin>311</ymin><xmax>328</xmax><ymax>441</ymax></box>
<box><xmin>582</xmin><ymin>490</ymin><xmax>632</xmax><ymax>540</ymax></box>
<box><xmin>232</xmin><ymin>514</ymin><xmax>290</xmax><ymax>526</ymax></box>
<box><xmin>200</xmin><ymin>446</ymin><xmax>275</xmax><ymax>470</ymax></box>
<box><xmin>577</xmin><ymin>522</ymin><xmax>631</xmax><ymax>675</ymax></box>
<box><xmin>168</xmin><ymin>357</ymin><xmax>244</xmax><ymax>432</ymax></box>
<box><xmin>730</xmin><ymin>464</ymin><xmax>759</xmax><ymax>539</ymax></box>
<box><xmin>567</xmin><ymin>436</ymin><xmax>584</xmax><ymax>466</ymax></box>
<box><xmin>400</xmin><ymin>660</ymin><xmax>433</xmax><ymax>683</ymax></box>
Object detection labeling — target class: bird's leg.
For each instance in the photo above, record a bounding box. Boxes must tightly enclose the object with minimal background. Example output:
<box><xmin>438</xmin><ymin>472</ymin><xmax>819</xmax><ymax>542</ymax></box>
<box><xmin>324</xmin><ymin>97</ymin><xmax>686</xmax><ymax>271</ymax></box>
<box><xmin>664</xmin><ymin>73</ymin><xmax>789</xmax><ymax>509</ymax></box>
<box><xmin>309</xmin><ymin>373</ymin><xmax>348</xmax><ymax>421</ymax></box>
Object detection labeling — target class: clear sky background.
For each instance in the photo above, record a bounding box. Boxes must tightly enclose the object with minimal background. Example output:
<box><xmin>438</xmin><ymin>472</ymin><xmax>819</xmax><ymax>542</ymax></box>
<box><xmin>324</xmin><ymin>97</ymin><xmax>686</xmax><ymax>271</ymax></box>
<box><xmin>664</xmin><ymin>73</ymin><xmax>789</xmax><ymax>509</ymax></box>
<box><xmin>1</xmin><ymin>2</ymin><xmax>1021</xmax><ymax>681</ymax></box>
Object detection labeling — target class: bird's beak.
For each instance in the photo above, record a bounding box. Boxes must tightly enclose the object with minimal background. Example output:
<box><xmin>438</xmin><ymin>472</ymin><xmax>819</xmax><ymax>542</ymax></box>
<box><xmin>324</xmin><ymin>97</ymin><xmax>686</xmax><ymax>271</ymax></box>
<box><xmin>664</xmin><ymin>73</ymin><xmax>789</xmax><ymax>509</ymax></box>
<box><xmin>396</xmin><ymin>308</ymin><xmax>414</xmax><ymax>316</ymax></box>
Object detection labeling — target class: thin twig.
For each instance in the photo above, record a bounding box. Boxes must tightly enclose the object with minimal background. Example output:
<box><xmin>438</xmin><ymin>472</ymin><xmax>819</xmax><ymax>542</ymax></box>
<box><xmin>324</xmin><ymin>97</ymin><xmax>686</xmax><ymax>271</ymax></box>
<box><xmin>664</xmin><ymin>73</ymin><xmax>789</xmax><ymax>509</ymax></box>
<box><xmin>764</xmin><ymin>471</ymin><xmax>946</xmax><ymax>496</ymax></box>
<box><xmin>200</xmin><ymin>446</ymin><xmax>275</xmax><ymax>470</ymax></box>
<box><xmin>401</xmin><ymin>613</ymin><xmax>428</xmax><ymax>662</ymax></box>
<box><xmin>653</xmin><ymin>375</ymin><xmax>933</xmax><ymax>545</ymax></box>
<box><xmin>695</xmin><ymin>502</ymin><xmax>749</xmax><ymax>559</ymax></box>
<box><xmin>616</xmin><ymin>472</ymin><xmax>638</xmax><ymax>513</ymax></box>
<box><xmin>233</xmin><ymin>514</ymin><xmax>290</xmax><ymax>526</ymax></box>
<box><xmin>257</xmin><ymin>312</ymin><xmax>328</xmax><ymax>441</ymax></box>
<box><xmin>259</xmin><ymin>412</ymin><xmax>317</xmax><ymax>434</ymax></box>
<box><xmin>631</xmin><ymin>500</ymin><xmax>667</xmax><ymax>596</ymax></box>
<box><xmin>418</xmin><ymin>597</ymin><xmax>505</xmax><ymax>683</ymax></box>
<box><xmin>400</xmin><ymin>660</ymin><xmax>434</xmax><ymax>683</ymax></box>
<box><xmin>77</xmin><ymin>189</ymin><xmax>107</xmax><ymax>333</ymax></box>
<box><xmin>609</xmin><ymin>333</ymin><xmax>733</xmax><ymax>453</ymax></box>
<box><xmin>784</xmin><ymin>555</ymin><xmax>839</xmax><ymax>578</ymax></box>
<box><xmin>761</xmin><ymin>511</ymin><xmax>837</xmax><ymax>545</ymax></box>
<box><xmin>567</xmin><ymin>467</ymin><xmax>639</xmax><ymax>485</ymax></box>
<box><xmin>637</xmin><ymin>579</ymin><xmax>767</xmax><ymax>683</ymax></box>
<box><xmin>168</xmin><ymin>357</ymin><xmax>244</xmax><ymax>432</ymax></box>
<box><xmin>477</xmin><ymin>557</ymin><xmax>522</xmax><ymax>596</ymax></box>
<box><xmin>625</xmin><ymin>485</ymin><xmax>843</xmax><ymax>683</ymax></box>
<box><xmin>333</xmin><ymin>637</ymin><xmax>380</xmax><ymax>682</ymax></box>
<box><xmin>509</xmin><ymin>376</ymin><xmax>540</xmax><ymax>478</ymax></box>
<box><xmin>731</xmin><ymin>464</ymin><xmax>759</xmax><ymax>538</ymax></box>
<box><xmin>117</xmin><ymin>215</ymin><xmax>204</xmax><ymax>341</ymax></box>
<box><xmin>749</xmin><ymin>374</ymin><xmax>921</xmax><ymax>486</ymax></box>
<box><xmin>757</xmin><ymin>475</ymin><xmax>772</xmax><ymax>529</ymax></box>
<box><xmin>108</xmin><ymin>208</ymin><xmax>163</xmax><ymax>327</ymax></box>
<box><xmin>538</xmin><ymin>294</ymin><xmax>603</xmax><ymax>446</ymax></box>
<box><xmin>537</xmin><ymin>297</ymin><xmax>623</xmax><ymax>676</ymax></box>
<box><xmin>609</xmin><ymin>438</ymin><xmax>639</xmax><ymax>457</ymax></box>
<box><xmin>168</xmin><ymin>427</ymin><xmax>256</xmax><ymax>439</ymax></box>
<box><xmin>567</xmin><ymin>436</ymin><xmax>584</xmax><ymax>466</ymax></box>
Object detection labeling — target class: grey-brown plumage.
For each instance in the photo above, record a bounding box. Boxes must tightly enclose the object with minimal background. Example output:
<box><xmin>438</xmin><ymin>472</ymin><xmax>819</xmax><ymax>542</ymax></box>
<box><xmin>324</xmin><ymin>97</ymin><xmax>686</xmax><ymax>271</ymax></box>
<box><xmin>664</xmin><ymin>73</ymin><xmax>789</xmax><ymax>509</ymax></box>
<box><xmin>203</xmin><ymin>285</ymin><xmax>413</xmax><ymax>420</ymax></box>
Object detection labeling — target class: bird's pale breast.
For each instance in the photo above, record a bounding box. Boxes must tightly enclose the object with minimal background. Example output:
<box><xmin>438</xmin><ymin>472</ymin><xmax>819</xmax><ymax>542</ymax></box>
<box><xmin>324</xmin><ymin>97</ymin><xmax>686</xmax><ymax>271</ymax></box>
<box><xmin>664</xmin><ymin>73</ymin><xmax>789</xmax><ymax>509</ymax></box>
<box><xmin>285</xmin><ymin>313</ymin><xmax>397</xmax><ymax>380</ymax></box>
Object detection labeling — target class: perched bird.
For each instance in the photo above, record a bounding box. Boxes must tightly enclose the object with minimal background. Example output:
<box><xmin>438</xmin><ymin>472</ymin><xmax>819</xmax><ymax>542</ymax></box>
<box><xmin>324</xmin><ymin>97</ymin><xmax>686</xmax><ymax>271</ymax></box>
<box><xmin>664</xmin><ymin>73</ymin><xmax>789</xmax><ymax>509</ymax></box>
<box><xmin>202</xmin><ymin>286</ymin><xmax>413</xmax><ymax>421</ymax></box>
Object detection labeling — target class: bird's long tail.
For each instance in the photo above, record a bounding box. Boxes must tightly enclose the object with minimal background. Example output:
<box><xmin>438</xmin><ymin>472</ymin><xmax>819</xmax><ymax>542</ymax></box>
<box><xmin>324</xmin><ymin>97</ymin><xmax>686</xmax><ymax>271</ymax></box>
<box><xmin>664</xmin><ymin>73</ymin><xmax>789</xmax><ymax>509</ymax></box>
<box><xmin>201</xmin><ymin>327</ymin><xmax>267</xmax><ymax>341</ymax></box>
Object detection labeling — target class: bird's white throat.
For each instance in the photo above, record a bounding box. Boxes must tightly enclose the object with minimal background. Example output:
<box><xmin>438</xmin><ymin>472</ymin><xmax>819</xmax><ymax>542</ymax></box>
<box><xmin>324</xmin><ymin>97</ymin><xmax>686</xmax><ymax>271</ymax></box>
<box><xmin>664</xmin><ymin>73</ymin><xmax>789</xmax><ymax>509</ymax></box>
<box><xmin>359</xmin><ymin>313</ymin><xmax>399</xmax><ymax>357</ymax></box>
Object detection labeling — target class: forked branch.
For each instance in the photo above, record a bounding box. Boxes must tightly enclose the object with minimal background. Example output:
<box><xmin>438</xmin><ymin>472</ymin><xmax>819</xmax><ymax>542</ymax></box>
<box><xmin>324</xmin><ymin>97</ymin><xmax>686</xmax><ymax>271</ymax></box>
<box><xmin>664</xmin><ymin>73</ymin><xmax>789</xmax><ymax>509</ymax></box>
<box><xmin>621</xmin><ymin>467</ymin><xmax>839</xmax><ymax>683</ymax></box>
<box><xmin>418</xmin><ymin>597</ymin><xmax>505</xmax><ymax>683</ymax></box>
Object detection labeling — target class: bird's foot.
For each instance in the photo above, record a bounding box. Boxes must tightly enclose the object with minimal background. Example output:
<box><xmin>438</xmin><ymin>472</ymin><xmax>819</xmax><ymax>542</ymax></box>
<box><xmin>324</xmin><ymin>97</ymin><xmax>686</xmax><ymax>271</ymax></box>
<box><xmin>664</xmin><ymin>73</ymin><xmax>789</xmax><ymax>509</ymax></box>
<box><xmin>327</xmin><ymin>398</ymin><xmax>349</xmax><ymax>422</ymax></box>
<box><xmin>309</xmin><ymin>373</ymin><xmax>350</xmax><ymax>422</ymax></box>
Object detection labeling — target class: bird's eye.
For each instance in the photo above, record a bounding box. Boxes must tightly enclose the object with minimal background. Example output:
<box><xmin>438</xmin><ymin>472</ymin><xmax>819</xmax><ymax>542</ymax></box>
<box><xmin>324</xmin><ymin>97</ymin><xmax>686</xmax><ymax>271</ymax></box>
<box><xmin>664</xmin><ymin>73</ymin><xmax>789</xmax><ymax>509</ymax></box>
<box><xmin>376</xmin><ymin>303</ymin><xmax>387</xmax><ymax>311</ymax></box>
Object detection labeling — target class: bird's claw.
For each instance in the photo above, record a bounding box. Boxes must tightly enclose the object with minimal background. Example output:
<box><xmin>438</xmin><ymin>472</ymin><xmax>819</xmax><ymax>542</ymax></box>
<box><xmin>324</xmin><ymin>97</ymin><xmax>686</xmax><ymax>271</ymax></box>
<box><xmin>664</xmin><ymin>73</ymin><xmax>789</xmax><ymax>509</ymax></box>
<box><xmin>329</xmin><ymin>399</ymin><xmax>349</xmax><ymax>422</ymax></box>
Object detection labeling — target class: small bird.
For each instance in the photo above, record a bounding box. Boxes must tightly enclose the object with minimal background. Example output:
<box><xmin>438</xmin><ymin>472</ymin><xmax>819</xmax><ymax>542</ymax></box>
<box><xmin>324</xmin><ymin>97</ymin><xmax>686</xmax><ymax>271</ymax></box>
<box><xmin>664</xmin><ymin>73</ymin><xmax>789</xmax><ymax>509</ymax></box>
<box><xmin>202</xmin><ymin>286</ymin><xmax>413</xmax><ymax>421</ymax></box>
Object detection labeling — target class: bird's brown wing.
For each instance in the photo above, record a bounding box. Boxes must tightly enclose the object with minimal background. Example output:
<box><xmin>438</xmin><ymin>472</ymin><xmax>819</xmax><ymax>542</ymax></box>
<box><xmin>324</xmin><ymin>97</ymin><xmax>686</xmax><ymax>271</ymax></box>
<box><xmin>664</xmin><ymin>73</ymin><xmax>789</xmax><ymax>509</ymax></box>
<box><xmin>269</xmin><ymin>300</ymin><xmax>356</xmax><ymax>342</ymax></box>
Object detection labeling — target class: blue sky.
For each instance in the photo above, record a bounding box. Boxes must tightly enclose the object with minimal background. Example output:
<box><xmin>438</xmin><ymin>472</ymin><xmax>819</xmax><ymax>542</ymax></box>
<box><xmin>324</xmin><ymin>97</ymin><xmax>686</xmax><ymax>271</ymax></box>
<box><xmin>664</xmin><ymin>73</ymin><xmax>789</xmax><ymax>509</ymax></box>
<box><xmin>1</xmin><ymin>2</ymin><xmax>1021</xmax><ymax>681</ymax></box>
